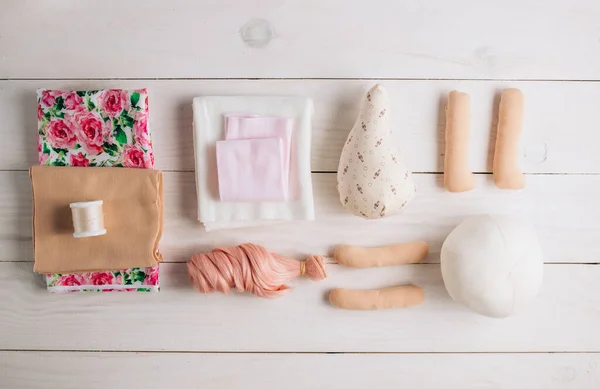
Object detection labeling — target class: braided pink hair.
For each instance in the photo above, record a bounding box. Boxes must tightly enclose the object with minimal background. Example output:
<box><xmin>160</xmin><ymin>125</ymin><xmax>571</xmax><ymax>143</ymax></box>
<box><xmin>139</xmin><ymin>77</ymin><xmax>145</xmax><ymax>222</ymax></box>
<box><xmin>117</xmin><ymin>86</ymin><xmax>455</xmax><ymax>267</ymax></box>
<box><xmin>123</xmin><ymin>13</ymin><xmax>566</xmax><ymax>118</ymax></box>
<box><xmin>188</xmin><ymin>243</ymin><xmax>327</xmax><ymax>298</ymax></box>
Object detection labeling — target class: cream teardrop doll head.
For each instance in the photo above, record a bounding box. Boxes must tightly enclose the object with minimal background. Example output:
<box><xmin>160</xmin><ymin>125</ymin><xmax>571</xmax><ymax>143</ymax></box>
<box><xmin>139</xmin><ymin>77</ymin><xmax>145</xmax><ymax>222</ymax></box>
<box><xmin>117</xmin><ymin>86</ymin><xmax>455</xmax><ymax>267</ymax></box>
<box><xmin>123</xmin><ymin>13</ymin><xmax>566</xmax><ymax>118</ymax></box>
<box><xmin>337</xmin><ymin>84</ymin><xmax>416</xmax><ymax>219</ymax></box>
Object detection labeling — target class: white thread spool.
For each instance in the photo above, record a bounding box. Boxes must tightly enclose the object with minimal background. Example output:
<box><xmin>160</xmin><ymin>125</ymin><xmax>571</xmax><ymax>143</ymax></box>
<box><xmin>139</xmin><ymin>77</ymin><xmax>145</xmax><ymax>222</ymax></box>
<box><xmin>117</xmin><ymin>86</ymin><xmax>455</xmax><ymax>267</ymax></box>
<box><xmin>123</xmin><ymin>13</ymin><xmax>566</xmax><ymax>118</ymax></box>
<box><xmin>70</xmin><ymin>200</ymin><xmax>107</xmax><ymax>238</ymax></box>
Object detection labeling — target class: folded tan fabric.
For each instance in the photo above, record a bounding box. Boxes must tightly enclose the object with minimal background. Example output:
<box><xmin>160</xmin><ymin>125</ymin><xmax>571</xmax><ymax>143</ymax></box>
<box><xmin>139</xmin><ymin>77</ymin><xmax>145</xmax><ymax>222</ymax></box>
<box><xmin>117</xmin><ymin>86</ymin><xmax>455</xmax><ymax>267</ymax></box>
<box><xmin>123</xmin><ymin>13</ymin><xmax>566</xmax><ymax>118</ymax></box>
<box><xmin>30</xmin><ymin>166</ymin><xmax>163</xmax><ymax>273</ymax></box>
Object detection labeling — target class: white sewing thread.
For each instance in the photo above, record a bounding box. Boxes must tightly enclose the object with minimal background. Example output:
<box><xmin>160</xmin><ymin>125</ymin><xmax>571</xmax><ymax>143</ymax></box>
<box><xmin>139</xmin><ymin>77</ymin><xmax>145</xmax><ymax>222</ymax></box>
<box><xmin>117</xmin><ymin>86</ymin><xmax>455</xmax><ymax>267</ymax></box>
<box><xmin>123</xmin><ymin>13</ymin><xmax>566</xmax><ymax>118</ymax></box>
<box><xmin>70</xmin><ymin>200</ymin><xmax>107</xmax><ymax>238</ymax></box>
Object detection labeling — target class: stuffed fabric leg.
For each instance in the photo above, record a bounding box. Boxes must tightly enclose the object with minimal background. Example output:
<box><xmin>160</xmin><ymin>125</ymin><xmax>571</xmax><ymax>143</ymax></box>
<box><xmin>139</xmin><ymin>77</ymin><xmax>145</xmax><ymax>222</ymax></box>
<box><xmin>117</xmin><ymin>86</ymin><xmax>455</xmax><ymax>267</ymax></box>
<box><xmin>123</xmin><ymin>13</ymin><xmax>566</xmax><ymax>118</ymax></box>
<box><xmin>493</xmin><ymin>88</ymin><xmax>525</xmax><ymax>190</ymax></box>
<box><xmin>329</xmin><ymin>241</ymin><xmax>428</xmax><ymax>310</ymax></box>
<box><xmin>444</xmin><ymin>90</ymin><xmax>475</xmax><ymax>193</ymax></box>
<box><xmin>329</xmin><ymin>285</ymin><xmax>424</xmax><ymax>310</ymax></box>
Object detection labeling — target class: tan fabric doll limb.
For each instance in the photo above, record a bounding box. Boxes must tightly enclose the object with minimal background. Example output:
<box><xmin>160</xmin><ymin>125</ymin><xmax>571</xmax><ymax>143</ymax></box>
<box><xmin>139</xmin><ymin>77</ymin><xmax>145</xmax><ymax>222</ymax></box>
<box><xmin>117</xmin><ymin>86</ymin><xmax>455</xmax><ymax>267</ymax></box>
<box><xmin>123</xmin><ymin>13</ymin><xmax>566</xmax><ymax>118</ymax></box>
<box><xmin>494</xmin><ymin>88</ymin><xmax>525</xmax><ymax>189</ymax></box>
<box><xmin>329</xmin><ymin>285</ymin><xmax>424</xmax><ymax>310</ymax></box>
<box><xmin>329</xmin><ymin>241</ymin><xmax>428</xmax><ymax>310</ymax></box>
<box><xmin>334</xmin><ymin>241</ymin><xmax>428</xmax><ymax>268</ymax></box>
<box><xmin>444</xmin><ymin>91</ymin><xmax>475</xmax><ymax>192</ymax></box>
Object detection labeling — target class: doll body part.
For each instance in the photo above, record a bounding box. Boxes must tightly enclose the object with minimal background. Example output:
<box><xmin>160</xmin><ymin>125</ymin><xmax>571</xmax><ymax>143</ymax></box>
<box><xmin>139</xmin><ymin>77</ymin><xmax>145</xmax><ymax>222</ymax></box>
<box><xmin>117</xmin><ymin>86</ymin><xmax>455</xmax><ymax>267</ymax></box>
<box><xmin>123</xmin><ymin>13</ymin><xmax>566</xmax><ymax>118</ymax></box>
<box><xmin>444</xmin><ymin>91</ymin><xmax>475</xmax><ymax>192</ymax></box>
<box><xmin>329</xmin><ymin>285</ymin><xmax>424</xmax><ymax>310</ymax></box>
<box><xmin>334</xmin><ymin>241</ymin><xmax>428</xmax><ymax>268</ymax></box>
<box><xmin>493</xmin><ymin>88</ymin><xmax>525</xmax><ymax>190</ymax></box>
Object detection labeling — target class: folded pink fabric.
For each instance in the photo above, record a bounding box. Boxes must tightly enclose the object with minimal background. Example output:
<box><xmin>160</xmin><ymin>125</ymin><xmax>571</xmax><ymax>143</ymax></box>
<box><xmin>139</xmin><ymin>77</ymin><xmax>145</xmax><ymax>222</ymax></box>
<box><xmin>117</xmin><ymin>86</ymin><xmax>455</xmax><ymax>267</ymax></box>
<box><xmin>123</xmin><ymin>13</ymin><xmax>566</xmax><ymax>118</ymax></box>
<box><xmin>225</xmin><ymin>114</ymin><xmax>293</xmax><ymax>195</ymax></box>
<box><xmin>216</xmin><ymin>138</ymin><xmax>286</xmax><ymax>201</ymax></box>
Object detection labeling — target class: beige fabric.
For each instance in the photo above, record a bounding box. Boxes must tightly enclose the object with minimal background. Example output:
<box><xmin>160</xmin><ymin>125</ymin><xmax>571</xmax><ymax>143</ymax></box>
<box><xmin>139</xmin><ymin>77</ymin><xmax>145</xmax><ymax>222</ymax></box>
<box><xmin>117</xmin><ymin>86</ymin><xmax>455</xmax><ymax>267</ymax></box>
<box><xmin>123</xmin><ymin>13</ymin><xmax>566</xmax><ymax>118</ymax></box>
<box><xmin>329</xmin><ymin>285</ymin><xmax>424</xmax><ymax>310</ymax></box>
<box><xmin>334</xmin><ymin>241</ymin><xmax>428</xmax><ymax>268</ymax></box>
<box><xmin>30</xmin><ymin>166</ymin><xmax>163</xmax><ymax>273</ymax></box>
<box><xmin>444</xmin><ymin>91</ymin><xmax>475</xmax><ymax>192</ymax></box>
<box><xmin>329</xmin><ymin>242</ymin><xmax>427</xmax><ymax>310</ymax></box>
<box><xmin>337</xmin><ymin>84</ymin><xmax>416</xmax><ymax>219</ymax></box>
<box><xmin>493</xmin><ymin>88</ymin><xmax>525</xmax><ymax>189</ymax></box>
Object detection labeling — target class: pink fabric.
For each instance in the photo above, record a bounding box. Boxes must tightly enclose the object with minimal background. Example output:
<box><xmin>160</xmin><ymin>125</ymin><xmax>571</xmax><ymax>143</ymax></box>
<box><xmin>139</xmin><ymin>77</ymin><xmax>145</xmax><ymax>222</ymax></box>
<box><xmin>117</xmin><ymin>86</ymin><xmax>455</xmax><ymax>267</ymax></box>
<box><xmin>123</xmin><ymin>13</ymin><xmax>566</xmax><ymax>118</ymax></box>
<box><xmin>225</xmin><ymin>114</ymin><xmax>293</xmax><ymax>195</ymax></box>
<box><xmin>216</xmin><ymin>138</ymin><xmax>286</xmax><ymax>201</ymax></box>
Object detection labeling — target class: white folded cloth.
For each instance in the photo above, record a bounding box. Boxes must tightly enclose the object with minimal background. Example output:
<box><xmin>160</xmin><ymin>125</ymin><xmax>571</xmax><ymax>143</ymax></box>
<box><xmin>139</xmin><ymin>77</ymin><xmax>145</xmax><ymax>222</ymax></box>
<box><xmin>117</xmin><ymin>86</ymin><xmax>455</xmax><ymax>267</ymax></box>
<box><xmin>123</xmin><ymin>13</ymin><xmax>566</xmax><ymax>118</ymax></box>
<box><xmin>192</xmin><ymin>96</ymin><xmax>315</xmax><ymax>231</ymax></box>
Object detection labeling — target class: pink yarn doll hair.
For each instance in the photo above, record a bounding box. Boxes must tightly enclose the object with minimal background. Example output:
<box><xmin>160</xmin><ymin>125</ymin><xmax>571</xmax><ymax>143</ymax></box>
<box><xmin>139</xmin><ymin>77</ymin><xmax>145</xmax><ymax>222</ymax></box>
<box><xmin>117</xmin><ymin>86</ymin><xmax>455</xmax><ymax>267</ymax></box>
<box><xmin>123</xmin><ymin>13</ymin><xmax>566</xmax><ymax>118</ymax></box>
<box><xmin>188</xmin><ymin>243</ymin><xmax>327</xmax><ymax>297</ymax></box>
<box><xmin>188</xmin><ymin>243</ymin><xmax>327</xmax><ymax>298</ymax></box>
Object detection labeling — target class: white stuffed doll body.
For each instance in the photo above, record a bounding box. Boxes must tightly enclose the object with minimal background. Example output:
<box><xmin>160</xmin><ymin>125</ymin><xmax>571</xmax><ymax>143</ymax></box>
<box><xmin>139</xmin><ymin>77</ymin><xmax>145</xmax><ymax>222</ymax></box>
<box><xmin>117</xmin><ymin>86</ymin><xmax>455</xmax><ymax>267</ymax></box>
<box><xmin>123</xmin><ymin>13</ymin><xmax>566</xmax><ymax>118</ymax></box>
<box><xmin>337</xmin><ymin>84</ymin><xmax>416</xmax><ymax>219</ymax></box>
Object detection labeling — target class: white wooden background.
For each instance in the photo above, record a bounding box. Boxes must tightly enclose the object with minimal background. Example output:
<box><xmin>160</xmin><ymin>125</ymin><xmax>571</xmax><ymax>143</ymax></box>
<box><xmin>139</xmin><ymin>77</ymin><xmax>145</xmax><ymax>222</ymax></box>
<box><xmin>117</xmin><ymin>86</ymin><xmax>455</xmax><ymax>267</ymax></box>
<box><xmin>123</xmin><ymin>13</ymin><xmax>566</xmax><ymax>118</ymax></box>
<box><xmin>1</xmin><ymin>1</ymin><xmax>600</xmax><ymax>388</ymax></box>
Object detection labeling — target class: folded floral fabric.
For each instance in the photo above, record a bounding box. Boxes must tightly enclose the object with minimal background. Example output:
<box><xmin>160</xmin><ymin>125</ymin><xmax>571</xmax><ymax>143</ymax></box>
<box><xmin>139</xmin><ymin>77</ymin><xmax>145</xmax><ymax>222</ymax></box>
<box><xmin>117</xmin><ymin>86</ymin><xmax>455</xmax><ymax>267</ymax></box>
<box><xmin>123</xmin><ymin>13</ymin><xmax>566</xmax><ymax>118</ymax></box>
<box><xmin>30</xmin><ymin>166</ymin><xmax>164</xmax><ymax>274</ymax></box>
<box><xmin>192</xmin><ymin>96</ymin><xmax>315</xmax><ymax>231</ymax></box>
<box><xmin>37</xmin><ymin>88</ymin><xmax>159</xmax><ymax>291</ymax></box>
<box><xmin>225</xmin><ymin>114</ymin><xmax>293</xmax><ymax>195</ymax></box>
<box><xmin>37</xmin><ymin>89</ymin><xmax>153</xmax><ymax>168</ymax></box>
<box><xmin>217</xmin><ymin>138</ymin><xmax>286</xmax><ymax>201</ymax></box>
<box><xmin>46</xmin><ymin>267</ymin><xmax>160</xmax><ymax>293</ymax></box>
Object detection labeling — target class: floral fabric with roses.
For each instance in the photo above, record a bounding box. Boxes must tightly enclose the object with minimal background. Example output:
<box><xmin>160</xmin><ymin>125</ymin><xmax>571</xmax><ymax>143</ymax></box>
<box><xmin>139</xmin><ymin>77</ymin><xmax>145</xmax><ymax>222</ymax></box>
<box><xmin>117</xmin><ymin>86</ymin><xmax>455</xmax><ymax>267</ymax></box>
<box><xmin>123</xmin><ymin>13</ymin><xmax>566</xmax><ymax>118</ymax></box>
<box><xmin>46</xmin><ymin>267</ymin><xmax>159</xmax><ymax>293</ymax></box>
<box><xmin>37</xmin><ymin>88</ymin><xmax>153</xmax><ymax>168</ymax></box>
<box><xmin>37</xmin><ymin>88</ymin><xmax>159</xmax><ymax>292</ymax></box>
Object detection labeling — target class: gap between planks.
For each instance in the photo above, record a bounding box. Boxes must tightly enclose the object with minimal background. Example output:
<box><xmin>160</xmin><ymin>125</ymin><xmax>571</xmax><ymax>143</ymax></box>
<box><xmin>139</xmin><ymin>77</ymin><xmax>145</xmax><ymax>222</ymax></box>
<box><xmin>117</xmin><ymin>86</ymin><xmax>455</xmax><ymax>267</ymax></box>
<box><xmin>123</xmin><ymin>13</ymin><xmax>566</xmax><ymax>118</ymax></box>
<box><xmin>5</xmin><ymin>78</ymin><xmax>600</xmax><ymax>82</ymax></box>
<box><xmin>2</xmin><ymin>349</ymin><xmax>599</xmax><ymax>355</ymax></box>
<box><xmin>3</xmin><ymin>169</ymin><xmax>600</xmax><ymax>176</ymax></box>
<box><xmin>5</xmin><ymin>261</ymin><xmax>600</xmax><ymax>265</ymax></box>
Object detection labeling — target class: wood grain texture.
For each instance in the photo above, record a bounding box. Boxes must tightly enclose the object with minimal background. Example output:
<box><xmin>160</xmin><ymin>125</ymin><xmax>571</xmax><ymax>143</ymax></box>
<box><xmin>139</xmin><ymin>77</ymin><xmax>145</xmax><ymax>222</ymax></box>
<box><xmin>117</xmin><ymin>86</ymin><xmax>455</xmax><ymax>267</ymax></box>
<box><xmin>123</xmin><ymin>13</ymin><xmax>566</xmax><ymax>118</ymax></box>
<box><xmin>0</xmin><ymin>262</ymin><xmax>598</xmax><ymax>352</ymax></box>
<box><xmin>2</xmin><ymin>0</ymin><xmax>600</xmax><ymax>80</ymax></box>
<box><xmin>4</xmin><ymin>172</ymin><xmax>600</xmax><ymax>263</ymax></box>
<box><xmin>2</xmin><ymin>1</ymin><xmax>600</xmax><ymax>383</ymax></box>
<box><xmin>1</xmin><ymin>351</ymin><xmax>599</xmax><ymax>389</ymax></box>
<box><xmin>2</xmin><ymin>79</ymin><xmax>600</xmax><ymax>173</ymax></box>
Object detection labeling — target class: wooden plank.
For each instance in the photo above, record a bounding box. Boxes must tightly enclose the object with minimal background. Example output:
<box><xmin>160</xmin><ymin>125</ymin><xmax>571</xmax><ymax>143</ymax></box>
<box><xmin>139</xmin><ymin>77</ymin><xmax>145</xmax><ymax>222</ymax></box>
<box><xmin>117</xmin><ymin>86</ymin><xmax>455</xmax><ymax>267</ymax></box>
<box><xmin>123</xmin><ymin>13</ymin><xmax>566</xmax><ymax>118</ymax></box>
<box><xmin>4</xmin><ymin>171</ymin><xmax>599</xmax><ymax>263</ymax></box>
<box><xmin>1</xmin><ymin>351</ymin><xmax>599</xmax><ymax>389</ymax></box>
<box><xmin>1</xmin><ymin>79</ymin><xmax>600</xmax><ymax>173</ymax></box>
<box><xmin>1</xmin><ymin>1</ymin><xmax>598</xmax><ymax>383</ymax></box>
<box><xmin>2</xmin><ymin>1</ymin><xmax>600</xmax><ymax>80</ymax></box>
<box><xmin>0</xmin><ymin>262</ymin><xmax>598</xmax><ymax>352</ymax></box>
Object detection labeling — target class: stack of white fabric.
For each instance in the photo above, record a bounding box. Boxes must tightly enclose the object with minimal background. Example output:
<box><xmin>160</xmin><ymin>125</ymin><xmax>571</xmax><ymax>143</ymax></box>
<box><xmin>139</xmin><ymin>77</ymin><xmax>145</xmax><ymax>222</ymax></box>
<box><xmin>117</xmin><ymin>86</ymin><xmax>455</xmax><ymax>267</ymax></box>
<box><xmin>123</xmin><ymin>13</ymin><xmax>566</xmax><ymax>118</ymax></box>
<box><xmin>192</xmin><ymin>96</ymin><xmax>315</xmax><ymax>231</ymax></box>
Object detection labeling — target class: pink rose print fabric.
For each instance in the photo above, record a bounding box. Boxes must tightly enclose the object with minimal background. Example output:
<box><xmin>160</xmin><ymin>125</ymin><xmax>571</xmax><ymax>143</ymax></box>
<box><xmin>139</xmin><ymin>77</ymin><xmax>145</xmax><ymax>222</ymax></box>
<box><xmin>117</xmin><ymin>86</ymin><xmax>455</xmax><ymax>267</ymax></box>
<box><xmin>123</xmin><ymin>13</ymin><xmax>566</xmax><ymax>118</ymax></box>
<box><xmin>37</xmin><ymin>88</ymin><xmax>159</xmax><ymax>293</ymax></box>
<box><xmin>37</xmin><ymin>89</ymin><xmax>153</xmax><ymax>168</ymax></box>
<box><xmin>46</xmin><ymin>267</ymin><xmax>159</xmax><ymax>293</ymax></box>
